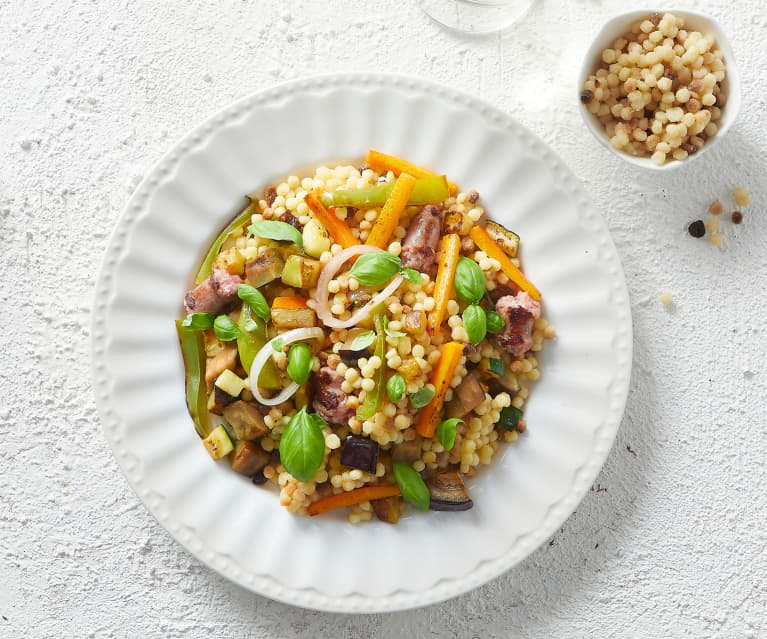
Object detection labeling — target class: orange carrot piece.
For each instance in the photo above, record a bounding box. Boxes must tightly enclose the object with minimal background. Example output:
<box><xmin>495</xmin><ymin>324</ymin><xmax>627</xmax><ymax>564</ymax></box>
<box><xmin>469</xmin><ymin>226</ymin><xmax>541</xmax><ymax>301</ymax></box>
<box><xmin>427</xmin><ymin>233</ymin><xmax>461</xmax><ymax>336</ymax></box>
<box><xmin>365</xmin><ymin>149</ymin><xmax>458</xmax><ymax>196</ymax></box>
<box><xmin>366</xmin><ymin>172</ymin><xmax>417</xmax><ymax>249</ymax></box>
<box><xmin>304</xmin><ymin>192</ymin><xmax>357</xmax><ymax>249</ymax></box>
<box><xmin>307</xmin><ymin>485</ymin><xmax>401</xmax><ymax>516</ymax></box>
<box><xmin>272</xmin><ymin>296</ymin><xmax>308</xmax><ymax>309</ymax></box>
<box><xmin>416</xmin><ymin>341</ymin><xmax>464</xmax><ymax>438</ymax></box>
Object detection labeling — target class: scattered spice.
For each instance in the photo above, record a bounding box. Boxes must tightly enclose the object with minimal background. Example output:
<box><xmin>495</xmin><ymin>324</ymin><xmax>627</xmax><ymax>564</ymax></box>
<box><xmin>688</xmin><ymin>220</ymin><xmax>706</xmax><ymax>238</ymax></box>
<box><xmin>731</xmin><ymin>211</ymin><xmax>743</xmax><ymax>224</ymax></box>
<box><xmin>733</xmin><ymin>186</ymin><xmax>751</xmax><ymax>207</ymax></box>
<box><xmin>659</xmin><ymin>292</ymin><xmax>673</xmax><ymax>306</ymax></box>
<box><xmin>626</xmin><ymin>444</ymin><xmax>637</xmax><ymax>457</ymax></box>
<box><xmin>709</xmin><ymin>200</ymin><xmax>724</xmax><ymax>215</ymax></box>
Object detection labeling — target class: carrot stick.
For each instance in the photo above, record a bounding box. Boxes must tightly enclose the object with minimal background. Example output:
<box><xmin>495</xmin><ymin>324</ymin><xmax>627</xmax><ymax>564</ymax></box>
<box><xmin>365</xmin><ymin>173</ymin><xmax>417</xmax><ymax>249</ymax></box>
<box><xmin>272</xmin><ymin>296</ymin><xmax>308</xmax><ymax>309</ymax></box>
<box><xmin>416</xmin><ymin>341</ymin><xmax>464</xmax><ymax>438</ymax></box>
<box><xmin>469</xmin><ymin>226</ymin><xmax>541</xmax><ymax>301</ymax></box>
<box><xmin>427</xmin><ymin>233</ymin><xmax>461</xmax><ymax>336</ymax></box>
<box><xmin>304</xmin><ymin>192</ymin><xmax>357</xmax><ymax>249</ymax></box>
<box><xmin>307</xmin><ymin>485</ymin><xmax>401</xmax><ymax>516</ymax></box>
<box><xmin>365</xmin><ymin>149</ymin><xmax>458</xmax><ymax>196</ymax></box>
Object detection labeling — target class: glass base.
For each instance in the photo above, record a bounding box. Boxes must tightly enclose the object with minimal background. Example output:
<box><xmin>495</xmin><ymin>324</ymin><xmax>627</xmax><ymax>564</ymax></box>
<box><xmin>419</xmin><ymin>0</ymin><xmax>535</xmax><ymax>35</ymax></box>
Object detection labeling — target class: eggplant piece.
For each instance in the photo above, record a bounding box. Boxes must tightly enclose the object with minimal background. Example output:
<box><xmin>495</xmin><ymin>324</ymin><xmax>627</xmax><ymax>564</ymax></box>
<box><xmin>446</xmin><ymin>373</ymin><xmax>485</xmax><ymax>418</ymax></box>
<box><xmin>231</xmin><ymin>440</ymin><xmax>270</xmax><ymax>476</ymax></box>
<box><xmin>340</xmin><ymin>436</ymin><xmax>379</xmax><ymax>473</ymax></box>
<box><xmin>205</xmin><ymin>345</ymin><xmax>238</xmax><ymax>390</ymax></box>
<box><xmin>391</xmin><ymin>439</ymin><xmax>422</xmax><ymax>462</ymax></box>
<box><xmin>372</xmin><ymin>496</ymin><xmax>401</xmax><ymax>524</ymax></box>
<box><xmin>426</xmin><ymin>471</ymin><xmax>473</xmax><ymax>511</ymax></box>
<box><xmin>270</xmin><ymin>306</ymin><xmax>317</xmax><ymax>329</ymax></box>
<box><xmin>222</xmin><ymin>400</ymin><xmax>269</xmax><ymax>440</ymax></box>
<box><xmin>245</xmin><ymin>249</ymin><xmax>284</xmax><ymax>288</ymax></box>
<box><xmin>403</xmin><ymin>310</ymin><xmax>425</xmax><ymax>334</ymax></box>
<box><xmin>281</xmin><ymin>254</ymin><xmax>322</xmax><ymax>288</ymax></box>
<box><xmin>208</xmin><ymin>385</ymin><xmax>238</xmax><ymax>415</ymax></box>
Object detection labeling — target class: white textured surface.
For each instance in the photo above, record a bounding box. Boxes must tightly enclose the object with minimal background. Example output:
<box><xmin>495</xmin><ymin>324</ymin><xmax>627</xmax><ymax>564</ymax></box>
<box><xmin>1</xmin><ymin>0</ymin><xmax>765</xmax><ymax>636</ymax></box>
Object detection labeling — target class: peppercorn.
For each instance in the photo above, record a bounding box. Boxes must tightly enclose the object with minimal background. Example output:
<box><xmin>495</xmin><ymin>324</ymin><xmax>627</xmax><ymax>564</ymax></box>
<box><xmin>688</xmin><ymin>220</ymin><xmax>706</xmax><ymax>238</ymax></box>
<box><xmin>580</xmin><ymin>90</ymin><xmax>594</xmax><ymax>104</ymax></box>
<box><xmin>731</xmin><ymin>211</ymin><xmax>743</xmax><ymax>224</ymax></box>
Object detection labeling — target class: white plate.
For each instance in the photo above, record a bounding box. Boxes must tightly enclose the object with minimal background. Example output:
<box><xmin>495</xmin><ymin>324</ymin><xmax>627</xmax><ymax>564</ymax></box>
<box><xmin>91</xmin><ymin>73</ymin><xmax>632</xmax><ymax>613</ymax></box>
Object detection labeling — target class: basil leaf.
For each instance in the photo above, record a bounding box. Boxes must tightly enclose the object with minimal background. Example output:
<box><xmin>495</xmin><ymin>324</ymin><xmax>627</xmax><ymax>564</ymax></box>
<box><xmin>279</xmin><ymin>406</ymin><xmax>326</xmax><ymax>482</ymax></box>
<box><xmin>485</xmin><ymin>310</ymin><xmax>505</xmax><ymax>334</ymax></box>
<box><xmin>248</xmin><ymin>220</ymin><xmax>304</xmax><ymax>249</ymax></box>
<box><xmin>462</xmin><ymin>304</ymin><xmax>487</xmax><ymax>345</ymax></box>
<box><xmin>393</xmin><ymin>461</ymin><xmax>430</xmax><ymax>511</ymax></box>
<box><xmin>271</xmin><ymin>337</ymin><xmax>284</xmax><ymax>352</ymax></box>
<box><xmin>437</xmin><ymin>418</ymin><xmax>462</xmax><ymax>452</ymax></box>
<box><xmin>237</xmin><ymin>283</ymin><xmax>270</xmax><ymax>322</ymax></box>
<box><xmin>410</xmin><ymin>387</ymin><xmax>435</xmax><ymax>409</ymax></box>
<box><xmin>488</xmin><ymin>357</ymin><xmax>505</xmax><ymax>378</ymax></box>
<box><xmin>213</xmin><ymin>315</ymin><xmax>241</xmax><ymax>341</ymax></box>
<box><xmin>181</xmin><ymin>312</ymin><xmax>213</xmax><ymax>331</ymax></box>
<box><xmin>349</xmin><ymin>330</ymin><xmax>376</xmax><ymax>351</ymax></box>
<box><xmin>454</xmin><ymin>257</ymin><xmax>486</xmax><ymax>304</ymax></box>
<box><xmin>400</xmin><ymin>267</ymin><xmax>422</xmax><ymax>284</ymax></box>
<box><xmin>349</xmin><ymin>252</ymin><xmax>402</xmax><ymax>286</ymax></box>
<box><xmin>386</xmin><ymin>374</ymin><xmax>406</xmax><ymax>403</ymax></box>
<box><xmin>287</xmin><ymin>343</ymin><xmax>313</xmax><ymax>384</ymax></box>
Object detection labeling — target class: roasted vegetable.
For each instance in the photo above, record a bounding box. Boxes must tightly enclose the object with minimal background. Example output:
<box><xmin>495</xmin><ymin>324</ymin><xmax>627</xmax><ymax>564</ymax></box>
<box><xmin>403</xmin><ymin>309</ymin><xmax>425</xmax><ymax>334</ymax></box>
<box><xmin>365</xmin><ymin>149</ymin><xmax>458</xmax><ymax>195</ymax></box>
<box><xmin>214</xmin><ymin>369</ymin><xmax>246</xmax><ymax>397</ymax></box>
<box><xmin>426</xmin><ymin>471</ymin><xmax>473</xmax><ymax>511</ymax></box>
<box><xmin>202</xmin><ymin>425</ymin><xmax>234</xmax><ymax>460</ymax></box>
<box><xmin>195</xmin><ymin>201</ymin><xmax>255</xmax><ymax>284</ymax></box>
<box><xmin>230</xmin><ymin>440</ymin><xmax>270</xmax><ymax>476</ymax></box>
<box><xmin>244</xmin><ymin>249</ymin><xmax>285</xmax><ymax>288</ymax></box>
<box><xmin>427</xmin><ymin>234</ymin><xmax>461</xmax><ymax>335</ymax></box>
<box><xmin>372</xmin><ymin>496</ymin><xmax>401</xmax><ymax>524</ymax></box>
<box><xmin>222</xmin><ymin>400</ymin><xmax>268</xmax><ymax>440</ymax></box>
<box><xmin>365</xmin><ymin>172</ymin><xmax>417</xmax><ymax>249</ymax></box>
<box><xmin>208</xmin><ymin>385</ymin><xmax>239</xmax><ymax>415</ymax></box>
<box><xmin>355</xmin><ymin>313</ymin><xmax>386</xmax><ymax>420</ymax></box>
<box><xmin>470</xmin><ymin>226</ymin><xmax>540</xmax><ymax>300</ymax></box>
<box><xmin>498</xmin><ymin>406</ymin><xmax>523</xmax><ymax>431</ymax></box>
<box><xmin>445</xmin><ymin>372</ymin><xmax>485</xmax><ymax>418</ymax></box>
<box><xmin>304</xmin><ymin>192</ymin><xmax>357</xmax><ymax>249</ymax></box>
<box><xmin>485</xmin><ymin>221</ymin><xmax>520</xmax><ymax>258</ymax></box>
<box><xmin>213</xmin><ymin>247</ymin><xmax>246</xmax><ymax>275</ymax></box>
<box><xmin>236</xmin><ymin>304</ymin><xmax>281</xmax><ymax>389</ymax></box>
<box><xmin>176</xmin><ymin>320</ymin><xmax>210</xmax><ymax>438</ymax></box>
<box><xmin>340</xmin><ymin>436</ymin><xmax>380</xmax><ymax>474</ymax></box>
<box><xmin>307</xmin><ymin>485</ymin><xmax>401</xmax><ymax>516</ymax></box>
<box><xmin>281</xmin><ymin>254</ymin><xmax>322</xmax><ymax>288</ymax></box>
<box><xmin>204</xmin><ymin>343</ymin><xmax>237</xmax><ymax>390</ymax></box>
<box><xmin>271</xmin><ymin>296</ymin><xmax>316</xmax><ymax>329</ymax></box>
<box><xmin>391</xmin><ymin>439</ymin><xmax>422</xmax><ymax>462</ymax></box>
<box><xmin>302</xmin><ymin>219</ymin><xmax>332</xmax><ymax>258</ymax></box>
<box><xmin>322</xmin><ymin>175</ymin><xmax>450</xmax><ymax>208</ymax></box>
<box><xmin>415</xmin><ymin>341</ymin><xmax>464</xmax><ymax>438</ymax></box>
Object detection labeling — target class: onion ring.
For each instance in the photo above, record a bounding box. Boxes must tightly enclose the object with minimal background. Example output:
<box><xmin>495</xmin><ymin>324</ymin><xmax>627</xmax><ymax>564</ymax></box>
<box><xmin>248</xmin><ymin>327</ymin><xmax>324</xmax><ymax>406</ymax></box>
<box><xmin>316</xmin><ymin>244</ymin><xmax>404</xmax><ymax>329</ymax></box>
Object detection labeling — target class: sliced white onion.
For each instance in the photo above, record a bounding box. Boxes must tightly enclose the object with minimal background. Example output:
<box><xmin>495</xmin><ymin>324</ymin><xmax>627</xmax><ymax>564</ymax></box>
<box><xmin>249</xmin><ymin>327</ymin><xmax>324</xmax><ymax>406</ymax></box>
<box><xmin>316</xmin><ymin>244</ymin><xmax>404</xmax><ymax>329</ymax></box>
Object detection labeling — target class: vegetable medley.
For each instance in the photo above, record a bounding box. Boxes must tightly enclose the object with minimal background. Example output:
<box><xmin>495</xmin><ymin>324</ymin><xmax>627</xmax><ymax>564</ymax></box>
<box><xmin>177</xmin><ymin>150</ymin><xmax>554</xmax><ymax>523</ymax></box>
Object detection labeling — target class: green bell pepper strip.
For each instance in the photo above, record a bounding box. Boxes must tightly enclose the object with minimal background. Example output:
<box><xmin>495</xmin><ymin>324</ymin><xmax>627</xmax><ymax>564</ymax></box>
<box><xmin>195</xmin><ymin>200</ymin><xmax>256</xmax><ymax>284</ymax></box>
<box><xmin>356</xmin><ymin>312</ymin><xmax>387</xmax><ymax>420</ymax></box>
<box><xmin>236</xmin><ymin>304</ymin><xmax>282</xmax><ymax>389</ymax></box>
<box><xmin>175</xmin><ymin>320</ymin><xmax>210</xmax><ymax>438</ymax></box>
<box><xmin>322</xmin><ymin>175</ymin><xmax>450</xmax><ymax>208</ymax></box>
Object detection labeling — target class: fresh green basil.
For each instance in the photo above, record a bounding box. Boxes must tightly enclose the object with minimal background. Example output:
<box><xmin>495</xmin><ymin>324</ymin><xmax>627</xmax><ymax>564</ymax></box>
<box><xmin>498</xmin><ymin>406</ymin><xmax>523</xmax><ymax>431</ymax></box>
<box><xmin>213</xmin><ymin>315</ymin><xmax>241</xmax><ymax>341</ymax></box>
<box><xmin>349</xmin><ymin>251</ymin><xmax>402</xmax><ymax>286</ymax></box>
<box><xmin>488</xmin><ymin>357</ymin><xmax>505</xmax><ymax>378</ymax></box>
<box><xmin>386</xmin><ymin>374</ymin><xmax>406</xmax><ymax>403</ymax></box>
<box><xmin>400</xmin><ymin>268</ymin><xmax>422</xmax><ymax>284</ymax></box>
<box><xmin>462</xmin><ymin>304</ymin><xmax>487</xmax><ymax>345</ymax></box>
<box><xmin>237</xmin><ymin>283</ymin><xmax>270</xmax><ymax>322</ymax></box>
<box><xmin>279</xmin><ymin>406</ymin><xmax>326</xmax><ymax>482</ymax></box>
<box><xmin>410</xmin><ymin>387</ymin><xmax>435</xmax><ymax>409</ymax></box>
<box><xmin>271</xmin><ymin>337</ymin><xmax>284</xmax><ymax>352</ymax></box>
<box><xmin>248</xmin><ymin>220</ymin><xmax>304</xmax><ymax>249</ymax></box>
<box><xmin>349</xmin><ymin>330</ymin><xmax>376</xmax><ymax>351</ymax></box>
<box><xmin>287</xmin><ymin>343</ymin><xmax>313</xmax><ymax>384</ymax></box>
<box><xmin>485</xmin><ymin>310</ymin><xmax>505</xmax><ymax>334</ymax></box>
<box><xmin>393</xmin><ymin>461</ymin><xmax>430</xmax><ymax>511</ymax></box>
<box><xmin>454</xmin><ymin>257</ymin><xmax>486</xmax><ymax>304</ymax></box>
<box><xmin>437</xmin><ymin>418</ymin><xmax>462</xmax><ymax>451</ymax></box>
<box><xmin>181</xmin><ymin>312</ymin><xmax>213</xmax><ymax>331</ymax></box>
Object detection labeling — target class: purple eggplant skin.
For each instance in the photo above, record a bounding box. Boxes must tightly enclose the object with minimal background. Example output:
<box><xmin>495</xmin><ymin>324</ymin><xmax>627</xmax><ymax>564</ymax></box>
<box><xmin>426</xmin><ymin>471</ymin><xmax>473</xmax><ymax>511</ymax></box>
<box><xmin>340</xmin><ymin>436</ymin><xmax>380</xmax><ymax>474</ymax></box>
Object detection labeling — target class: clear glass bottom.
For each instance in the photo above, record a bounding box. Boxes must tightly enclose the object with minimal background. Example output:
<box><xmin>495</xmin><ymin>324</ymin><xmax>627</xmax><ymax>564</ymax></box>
<box><xmin>419</xmin><ymin>0</ymin><xmax>535</xmax><ymax>35</ymax></box>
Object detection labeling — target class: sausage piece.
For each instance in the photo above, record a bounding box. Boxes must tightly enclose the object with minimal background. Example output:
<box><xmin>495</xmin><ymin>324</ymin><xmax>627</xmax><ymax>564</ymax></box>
<box><xmin>184</xmin><ymin>268</ymin><xmax>242</xmax><ymax>314</ymax></box>
<box><xmin>313</xmin><ymin>366</ymin><xmax>354</xmax><ymax>426</ymax></box>
<box><xmin>400</xmin><ymin>205</ymin><xmax>442</xmax><ymax>273</ymax></box>
<box><xmin>495</xmin><ymin>292</ymin><xmax>542</xmax><ymax>358</ymax></box>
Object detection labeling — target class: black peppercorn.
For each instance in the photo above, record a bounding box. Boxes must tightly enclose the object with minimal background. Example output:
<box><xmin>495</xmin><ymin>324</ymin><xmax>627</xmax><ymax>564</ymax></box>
<box><xmin>731</xmin><ymin>211</ymin><xmax>743</xmax><ymax>224</ymax></box>
<box><xmin>688</xmin><ymin>220</ymin><xmax>706</xmax><ymax>238</ymax></box>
